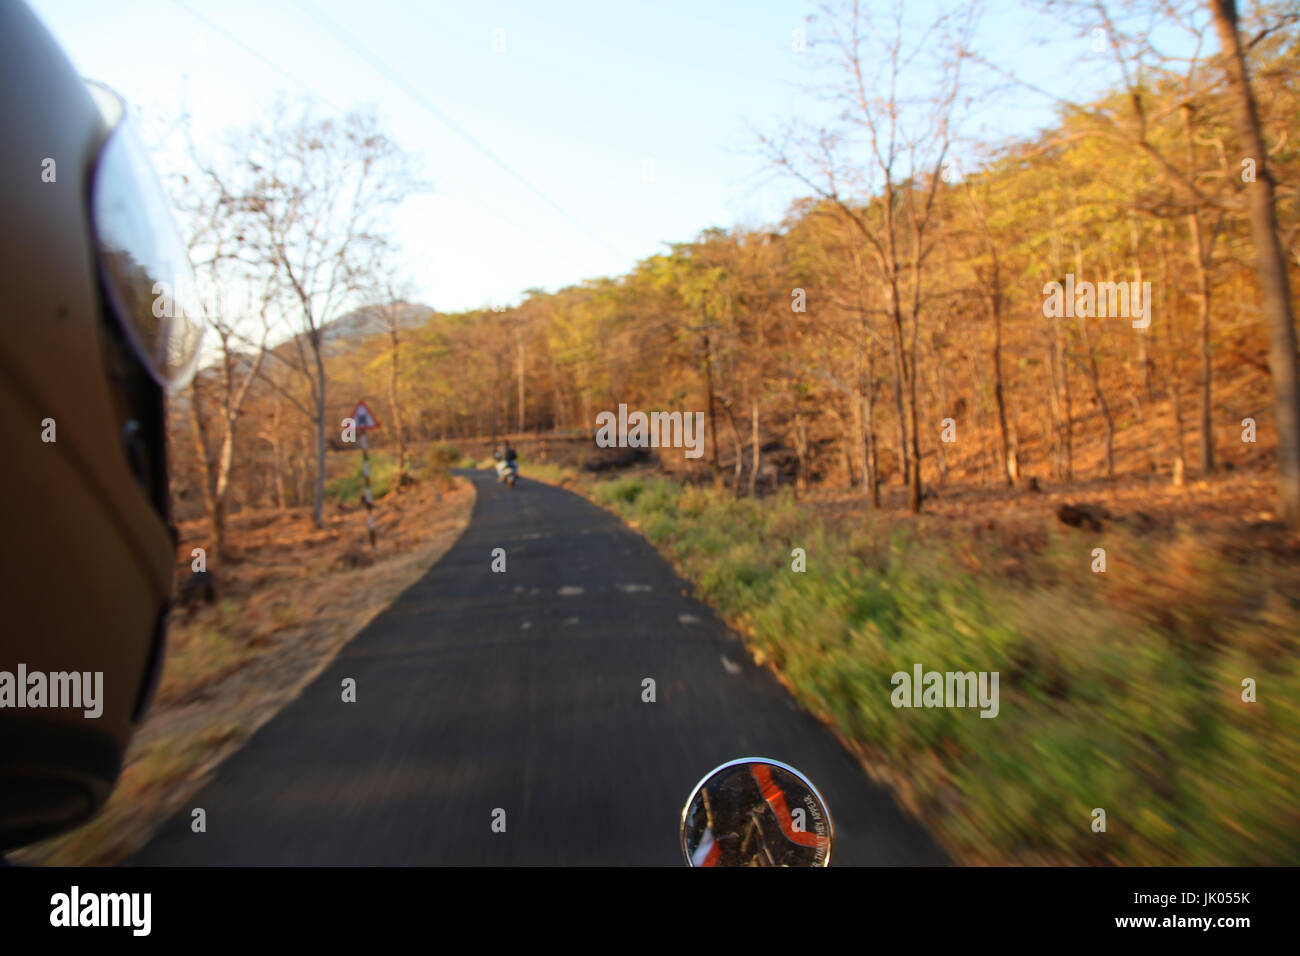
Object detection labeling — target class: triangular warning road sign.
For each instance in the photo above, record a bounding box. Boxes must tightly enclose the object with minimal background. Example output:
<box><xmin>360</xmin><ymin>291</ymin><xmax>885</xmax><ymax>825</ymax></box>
<box><xmin>351</xmin><ymin>401</ymin><xmax>381</xmax><ymax>430</ymax></box>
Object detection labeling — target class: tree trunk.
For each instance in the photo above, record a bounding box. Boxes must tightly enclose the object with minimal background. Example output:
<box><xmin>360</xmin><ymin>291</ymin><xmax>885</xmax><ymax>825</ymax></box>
<box><xmin>852</xmin><ymin>384</ymin><xmax>866</xmax><ymax>489</ymax></box>
<box><xmin>270</xmin><ymin>397</ymin><xmax>287</xmax><ymax>509</ymax></box>
<box><xmin>188</xmin><ymin>379</ymin><xmax>219</xmax><ymax>551</ymax></box>
<box><xmin>702</xmin><ymin>328</ymin><xmax>719</xmax><ymax>474</ymax></box>
<box><xmin>1078</xmin><ymin>314</ymin><xmax>1115</xmax><ymax>478</ymax></box>
<box><xmin>867</xmin><ymin>392</ymin><xmax>880</xmax><ymax>507</ymax></box>
<box><xmin>863</xmin><ymin>345</ymin><xmax>880</xmax><ymax>507</ymax></box>
<box><xmin>906</xmin><ymin>316</ymin><xmax>923</xmax><ymax>512</ymax></box>
<box><xmin>1056</xmin><ymin>315</ymin><xmax>1074</xmax><ymax>482</ymax></box>
<box><xmin>935</xmin><ymin>341</ymin><xmax>949</xmax><ymax>486</ymax></box>
<box><xmin>312</xmin><ymin>343</ymin><xmax>327</xmax><ymax>530</ymax></box>
<box><xmin>793</xmin><ymin>405</ymin><xmax>809</xmax><ymax>495</ymax></box>
<box><xmin>723</xmin><ymin>402</ymin><xmax>744</xmax><ymax>496</ymax></box>
<box><xmin>1159</xmin><ymin>223</ymin><xmax>1189</xmax><ymax>485</ymax></box>
<box><xmin>889</xmin><ymin>321</ymin><xmax>909</xmax><ymax>487</ymax></box>
<box><xmin>990</xmin><ymin>281</ymin><xmax>1012</xmax><ymax>485</ymax></box>
<box><xmin>516</xmin><ymin>334</ymin><xmax>526</xmax><ymax>434</ymax></box>
<box><xmin>1131</xmin><ymin>219</ymin><xmax>1154</xmax><ymax>404</ymax></box>
<box><xmin>1043</xmin><ymin>321</ymin><xmax>1063</xmax><ymax>480</ymax></box>
<box><xmin>840</xmin><ymin>402</ymin><xmax>857</xmax><ymax>490</ymax></box>
<box><xmin>271</xmin><ymin>438</ymin><xmax>286</xmax><ymax>508</ymax></box>
<box><xmin>213</xmin><ymin>421</ymin><xmax>236</xmax><ymax>555</ymax></box>
<box><xmin>1210</xmin><ymin>0</ymin><xmax>1300</xmax><ymax>524</ymax></box>
<box><xmin>1172</xmin><ymin>350</ymin><xmax>1188</xmax><ymax>486</ymax></box>
<box><xmin>1188</xmin><ymin>208</ymin><xmax>1216</xmax><ymax>474</ymax></box>
<box><xmin>389</xmin><ymin>327</ymin><xmax>408</xmax><ymax>488</ymax></box>
<box><xmin>749</xmin><ymin>394</ymin><xmax>760</xmax><ymax>497</ymax></box>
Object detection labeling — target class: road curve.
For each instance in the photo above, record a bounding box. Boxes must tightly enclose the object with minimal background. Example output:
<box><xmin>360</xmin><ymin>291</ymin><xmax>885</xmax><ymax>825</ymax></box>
<box><xmin>131</xmin><ymin>469</ymin><xmax>947</xmax><ymax>865</ymax></box>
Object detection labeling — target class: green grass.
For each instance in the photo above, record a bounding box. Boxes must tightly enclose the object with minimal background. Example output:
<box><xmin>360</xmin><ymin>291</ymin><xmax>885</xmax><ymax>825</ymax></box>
<box><xmin>326</xmin><ymin>445</ymin><xmax>462</xmax><ymax>503</ymax></box>
<box><xmin>582</xmin><ymin>473</ymin><xmax>1300</xmax><ymax>865</ymax></box>
<box><xmin>525</xmin><ymin>461</ymin><xmax>576</xmax><ymax>485</ymax></box>
<box><xmin>326</xmin><ymin>451</ymin><xmax>401</xmax><ymax>504</ymax></box>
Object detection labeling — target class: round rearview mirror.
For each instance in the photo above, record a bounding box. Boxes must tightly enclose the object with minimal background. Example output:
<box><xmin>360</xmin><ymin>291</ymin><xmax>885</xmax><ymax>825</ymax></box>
<box><xmin>680</xmin><ymin>757</ymin><xmax>833</xmax><ymax>866</ymax></box>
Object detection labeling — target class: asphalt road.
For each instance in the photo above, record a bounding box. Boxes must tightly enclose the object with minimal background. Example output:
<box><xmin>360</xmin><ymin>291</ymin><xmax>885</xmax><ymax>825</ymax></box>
<box><xmin>131</xmin><ymin>469</ymin><xmax>947</xmax><ymax>866</ymax></box>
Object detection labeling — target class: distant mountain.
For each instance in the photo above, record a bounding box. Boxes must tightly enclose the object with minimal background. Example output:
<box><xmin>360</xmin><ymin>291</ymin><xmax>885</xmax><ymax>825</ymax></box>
<box><xmin>187</xmin><ymin>301</ymin><xmax>437</xmax><ymax>379</ymax></box>
<box><xmin>321</xmin><ymin>302</ymin><xmax>436</xmax><ymax>353</ymax></box>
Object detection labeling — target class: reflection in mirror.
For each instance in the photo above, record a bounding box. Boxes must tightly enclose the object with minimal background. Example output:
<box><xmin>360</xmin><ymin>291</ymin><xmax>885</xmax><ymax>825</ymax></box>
<box><xmin>680</xmin><ymin>758</ymin><xmax>832</xmax><ymax>866</ymax></box>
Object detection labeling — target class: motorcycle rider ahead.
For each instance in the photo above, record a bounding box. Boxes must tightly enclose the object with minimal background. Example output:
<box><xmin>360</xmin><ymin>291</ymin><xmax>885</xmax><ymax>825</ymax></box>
<box><xmin>494</xmin><ymin>441</ymin><xmax>518</xmax><ymax>486</ymax></box>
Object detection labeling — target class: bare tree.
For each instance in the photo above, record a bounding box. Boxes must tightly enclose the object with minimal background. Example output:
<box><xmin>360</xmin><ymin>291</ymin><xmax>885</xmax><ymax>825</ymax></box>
<box><xmin>761</xmin><ymin>0</ymin><xmax>977</xmax><ymax>511</ymax></box>
<box><xmin>365</xmin><ymin>270</ymin><xmax>420</xmax><ymax>490</ymax></box>
<box><xmin>190</xmin><ymin>287</ymin><xmax>273</xmax><ymax>557</ymax></box>
<box><xmin>992</xmin><ymin>2</ymin><xmax>1242</xmax><ymax>478</ymax></box>
<box><xmin>227</xmin><ymin>103</ymin><xmax>421</xmax><ymax>527</ymax></box>
<box><xmin>176</xmin><ymin>126</ymin><xmax>278</xmax><ymax>559</ymax></box>
<box><xmin>959</xmin><ymin>174</ymin><xmax>1016</xmax><ymax>484</ymax></box>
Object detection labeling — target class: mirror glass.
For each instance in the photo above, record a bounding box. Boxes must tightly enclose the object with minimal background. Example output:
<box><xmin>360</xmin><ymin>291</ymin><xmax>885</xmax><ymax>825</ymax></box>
<box><xmin>680</xmin><ymin>758</ymin><xmax>832</xmax><ymax>866</ymax></box>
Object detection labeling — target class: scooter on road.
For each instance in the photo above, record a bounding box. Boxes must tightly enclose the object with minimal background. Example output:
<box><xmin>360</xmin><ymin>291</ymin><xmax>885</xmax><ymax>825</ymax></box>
<box><xmin>495</xmin><ymin>457</ymin><xmax>518</xmax><ymax>488</ymax></box>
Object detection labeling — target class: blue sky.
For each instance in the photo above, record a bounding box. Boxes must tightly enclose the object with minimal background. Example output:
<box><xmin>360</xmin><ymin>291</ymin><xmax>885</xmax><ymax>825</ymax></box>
<box><xmin>30</xmin><ymin>0</ymin><xmax>1131</xmax><ymax>313</ymax></box>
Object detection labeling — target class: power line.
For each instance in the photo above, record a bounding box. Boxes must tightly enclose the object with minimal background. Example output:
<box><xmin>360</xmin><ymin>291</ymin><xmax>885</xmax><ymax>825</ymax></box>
<box><xmin>168</xmin><ymin>0</ymin><xmax>556</xmax><ymax>263</ymax></box>
<box><xmin>290</xmin><ymin>0</ymin><xmax>627</xmax><ymax>261</ymax></box>
<box><xmin>169</xmin><ymin>0</ymin><xmax>344</xmax><ymax>112</ymax></box>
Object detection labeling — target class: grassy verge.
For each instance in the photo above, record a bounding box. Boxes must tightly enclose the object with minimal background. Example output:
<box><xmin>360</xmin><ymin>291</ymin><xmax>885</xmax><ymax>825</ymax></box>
<box><xmin>522</xmin><ymin>461</ymin><xmax>578</xmax><ymax>486</ymax></box>
<box><xmin>549</xmin><ymin>468</ymin><xmax>1300</xmax><ymax>865</ymax></box>
<box><xmin>326</xmin><ymin>444</ymin><xmax>462</xmax><ymax>504</ymax></box>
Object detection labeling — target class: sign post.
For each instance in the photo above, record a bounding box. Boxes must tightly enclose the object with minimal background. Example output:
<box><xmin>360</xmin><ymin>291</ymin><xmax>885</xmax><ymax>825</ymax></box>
<box><xmin>351</xmin><ymin>401</ymin><xmax>382</xmax><ymax>547</ymax></box>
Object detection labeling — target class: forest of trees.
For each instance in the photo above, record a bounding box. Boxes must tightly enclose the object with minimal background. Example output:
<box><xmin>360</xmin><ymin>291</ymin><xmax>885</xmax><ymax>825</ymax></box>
<box><xmin>171</xmin><ymin>0</ymin><xmax>1300</xmax><ymax>549</ymax></box>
